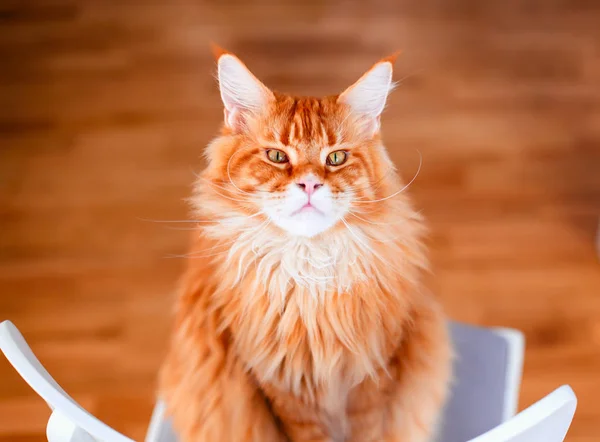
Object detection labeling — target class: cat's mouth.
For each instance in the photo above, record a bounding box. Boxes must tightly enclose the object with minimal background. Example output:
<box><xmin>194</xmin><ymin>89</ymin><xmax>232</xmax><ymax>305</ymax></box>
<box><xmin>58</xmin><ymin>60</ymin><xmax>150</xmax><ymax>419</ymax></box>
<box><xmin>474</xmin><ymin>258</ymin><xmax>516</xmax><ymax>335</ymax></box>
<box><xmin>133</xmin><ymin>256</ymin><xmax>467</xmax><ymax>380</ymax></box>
<box><xmin>291</xmin><ymin>202</ymin><xmax>323</xmax><ymax>217</ymax></box>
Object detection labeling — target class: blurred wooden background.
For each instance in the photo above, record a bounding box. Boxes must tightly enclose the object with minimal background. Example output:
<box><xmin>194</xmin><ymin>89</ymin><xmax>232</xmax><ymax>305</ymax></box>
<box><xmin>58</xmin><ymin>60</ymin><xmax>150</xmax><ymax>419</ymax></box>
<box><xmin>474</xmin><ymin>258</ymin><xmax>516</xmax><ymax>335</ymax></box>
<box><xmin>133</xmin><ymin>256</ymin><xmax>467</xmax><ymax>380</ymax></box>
<box><xmin>1</xmin><ymin>0</ymin><xmax>599</xmax><ymax>440</ymax></box>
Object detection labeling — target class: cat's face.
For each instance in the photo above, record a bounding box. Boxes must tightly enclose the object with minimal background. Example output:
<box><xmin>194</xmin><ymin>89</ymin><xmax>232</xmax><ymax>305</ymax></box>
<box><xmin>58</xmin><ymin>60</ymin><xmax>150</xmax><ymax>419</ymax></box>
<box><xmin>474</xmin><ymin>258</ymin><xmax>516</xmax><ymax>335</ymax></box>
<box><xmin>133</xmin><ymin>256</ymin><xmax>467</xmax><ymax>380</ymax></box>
<box><xmin>202</xmin><ymin>51</ymin><xmax>397</xmax><ymax>238</ymax></box>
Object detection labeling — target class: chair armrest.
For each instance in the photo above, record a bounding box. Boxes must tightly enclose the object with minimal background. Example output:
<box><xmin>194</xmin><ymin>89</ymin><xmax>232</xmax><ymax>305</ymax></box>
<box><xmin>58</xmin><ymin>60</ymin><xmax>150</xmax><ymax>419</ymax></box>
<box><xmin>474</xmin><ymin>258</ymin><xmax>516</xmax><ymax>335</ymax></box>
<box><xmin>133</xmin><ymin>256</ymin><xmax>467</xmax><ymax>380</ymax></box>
<box><xmin>0</xmin><ymin>320</ymin><xmax>134</xmax><ymax>442</ymax></box>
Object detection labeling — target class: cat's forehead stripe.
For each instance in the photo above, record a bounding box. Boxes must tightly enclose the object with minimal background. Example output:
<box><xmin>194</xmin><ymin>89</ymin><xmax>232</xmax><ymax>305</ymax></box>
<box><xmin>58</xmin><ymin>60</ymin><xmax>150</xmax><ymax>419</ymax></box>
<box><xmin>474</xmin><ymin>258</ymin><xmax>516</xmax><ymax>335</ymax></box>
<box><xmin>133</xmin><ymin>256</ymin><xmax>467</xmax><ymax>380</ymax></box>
<box><xmin>277</xmin><ymin>98</ymin><xmax>297</xmax><ymax>145</ymax></box>
<box><xmin>275</xmin><ymin>97</ymin><xmax>339</xmax><ymax>148</ymax></box>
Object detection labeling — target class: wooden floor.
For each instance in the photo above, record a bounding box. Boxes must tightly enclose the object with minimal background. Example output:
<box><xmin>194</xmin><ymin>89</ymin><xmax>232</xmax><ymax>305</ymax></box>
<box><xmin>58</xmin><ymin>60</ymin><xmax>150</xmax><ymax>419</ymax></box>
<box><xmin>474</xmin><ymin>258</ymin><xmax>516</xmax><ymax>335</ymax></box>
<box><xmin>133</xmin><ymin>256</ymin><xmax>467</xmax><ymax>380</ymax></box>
<box><xmin>1</xmin><ymin>0</ymin><xmax>599</xmax><ymax>440</ymax></box>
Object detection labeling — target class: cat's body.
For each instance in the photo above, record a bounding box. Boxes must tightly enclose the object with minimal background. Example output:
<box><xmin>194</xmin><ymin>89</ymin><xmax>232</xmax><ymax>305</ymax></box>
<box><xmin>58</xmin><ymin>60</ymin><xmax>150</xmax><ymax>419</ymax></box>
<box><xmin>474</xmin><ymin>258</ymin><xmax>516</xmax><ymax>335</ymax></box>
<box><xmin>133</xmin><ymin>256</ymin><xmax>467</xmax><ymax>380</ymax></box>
<box><xmin>160</xmin><ymin>50</ymin><xmax>452</xmax><ymax>442</ymax></box>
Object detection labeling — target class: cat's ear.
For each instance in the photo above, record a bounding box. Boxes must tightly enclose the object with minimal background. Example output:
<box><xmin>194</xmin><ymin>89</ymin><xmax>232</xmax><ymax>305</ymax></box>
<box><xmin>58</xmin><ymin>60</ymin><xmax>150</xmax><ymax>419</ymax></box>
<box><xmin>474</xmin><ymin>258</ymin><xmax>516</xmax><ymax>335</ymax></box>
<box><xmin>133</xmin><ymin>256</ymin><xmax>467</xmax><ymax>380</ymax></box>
<box><xmin>337</xmin><ymin>53</ymin><xmax>399</xmax><ymax>135</ymax></box>
<box><xmin>212</xmin><ymin>45</ymin><xmax>274</xmax><ymax>131</ymax></box>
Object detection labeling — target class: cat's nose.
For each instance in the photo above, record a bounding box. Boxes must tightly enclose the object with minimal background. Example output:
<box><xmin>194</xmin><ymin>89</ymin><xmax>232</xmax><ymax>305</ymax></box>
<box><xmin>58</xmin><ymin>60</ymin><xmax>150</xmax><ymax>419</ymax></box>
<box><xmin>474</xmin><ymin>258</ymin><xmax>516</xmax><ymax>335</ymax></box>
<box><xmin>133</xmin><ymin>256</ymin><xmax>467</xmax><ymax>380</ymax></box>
<box><xmin>296</xmin><ymin>180</ymin><xmax>323</xmax><ymax>197</ymax></box>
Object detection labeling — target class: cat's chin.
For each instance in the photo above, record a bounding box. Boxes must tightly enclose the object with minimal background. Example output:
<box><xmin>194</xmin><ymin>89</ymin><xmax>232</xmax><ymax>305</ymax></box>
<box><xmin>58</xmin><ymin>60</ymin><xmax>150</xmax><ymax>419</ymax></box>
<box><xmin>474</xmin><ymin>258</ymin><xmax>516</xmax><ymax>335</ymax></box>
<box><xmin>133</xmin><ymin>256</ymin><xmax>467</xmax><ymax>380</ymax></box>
<box><xmin>270</xmin><ymin>210</ymin><xmax>339</xmax><ymax>238</ymax></box>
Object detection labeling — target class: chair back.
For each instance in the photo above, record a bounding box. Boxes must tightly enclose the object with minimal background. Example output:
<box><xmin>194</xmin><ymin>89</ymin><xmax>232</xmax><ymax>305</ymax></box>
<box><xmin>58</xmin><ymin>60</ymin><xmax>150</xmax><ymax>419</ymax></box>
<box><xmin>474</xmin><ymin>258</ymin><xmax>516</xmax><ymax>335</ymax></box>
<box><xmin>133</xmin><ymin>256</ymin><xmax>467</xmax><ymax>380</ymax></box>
<box><xmin>439</xmin><ymin>323</ymin><xmax>525</xmax><ymax>442</ymax></box>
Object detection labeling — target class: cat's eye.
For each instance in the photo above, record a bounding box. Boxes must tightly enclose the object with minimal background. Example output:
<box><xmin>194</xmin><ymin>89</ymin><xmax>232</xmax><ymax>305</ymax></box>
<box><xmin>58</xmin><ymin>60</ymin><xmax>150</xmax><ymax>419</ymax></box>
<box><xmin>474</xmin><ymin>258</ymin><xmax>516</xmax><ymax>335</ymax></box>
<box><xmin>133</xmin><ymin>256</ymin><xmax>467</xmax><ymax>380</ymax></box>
<box><xmin>267</xmin><ymin>149</ymin><xmax>288</xmax><ymax>164</ymax></box>
<box><xmin>326</xmin><ymin>150</ymin><xmax>348</xmax><ymax>166</ymax></box>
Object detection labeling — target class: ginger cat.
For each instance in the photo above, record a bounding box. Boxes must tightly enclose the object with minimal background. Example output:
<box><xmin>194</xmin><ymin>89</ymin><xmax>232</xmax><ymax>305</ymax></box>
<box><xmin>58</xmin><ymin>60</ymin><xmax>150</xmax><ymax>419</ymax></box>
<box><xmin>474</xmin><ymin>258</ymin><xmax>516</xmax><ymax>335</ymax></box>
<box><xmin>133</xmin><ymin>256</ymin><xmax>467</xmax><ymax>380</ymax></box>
<box><xmin>159</xmin><ymin>48</ymin><xmax>452</xmax><ymax>442</ymax></box>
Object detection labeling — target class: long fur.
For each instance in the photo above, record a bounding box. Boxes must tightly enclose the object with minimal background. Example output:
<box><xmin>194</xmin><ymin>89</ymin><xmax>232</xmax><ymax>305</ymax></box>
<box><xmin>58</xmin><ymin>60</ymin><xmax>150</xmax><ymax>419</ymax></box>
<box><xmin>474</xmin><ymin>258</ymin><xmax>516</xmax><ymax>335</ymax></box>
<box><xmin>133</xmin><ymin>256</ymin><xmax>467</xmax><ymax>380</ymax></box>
<box><xmin>159</xmin><ymin>52</ymin><xmax>452</xmax><ymax>442</ymax></box>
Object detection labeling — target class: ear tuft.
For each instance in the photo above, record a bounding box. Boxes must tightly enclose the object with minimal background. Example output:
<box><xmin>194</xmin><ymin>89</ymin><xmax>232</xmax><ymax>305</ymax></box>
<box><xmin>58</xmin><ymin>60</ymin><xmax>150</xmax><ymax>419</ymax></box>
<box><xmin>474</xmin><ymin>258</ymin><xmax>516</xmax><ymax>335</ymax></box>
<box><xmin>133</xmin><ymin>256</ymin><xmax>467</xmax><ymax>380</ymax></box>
<box><xmin>210</xmin><ymin>42</ymin><xmax>230</xmax><ymax>61</ymax></box>
<box><xmin>381</xmin><ymin>50</ymin><xmax>402</xmax><ymax>65</ymax></box>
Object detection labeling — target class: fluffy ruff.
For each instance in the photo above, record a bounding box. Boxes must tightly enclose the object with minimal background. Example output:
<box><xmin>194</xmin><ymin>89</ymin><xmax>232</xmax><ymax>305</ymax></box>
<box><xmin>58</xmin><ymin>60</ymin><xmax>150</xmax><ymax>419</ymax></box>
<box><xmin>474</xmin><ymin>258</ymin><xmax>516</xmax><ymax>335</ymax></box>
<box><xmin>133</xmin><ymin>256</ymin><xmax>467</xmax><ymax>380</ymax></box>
<box><xmin>160</xmin><ymin>188</ymin><xmax>451</xmax><ymax>442</ymax></box>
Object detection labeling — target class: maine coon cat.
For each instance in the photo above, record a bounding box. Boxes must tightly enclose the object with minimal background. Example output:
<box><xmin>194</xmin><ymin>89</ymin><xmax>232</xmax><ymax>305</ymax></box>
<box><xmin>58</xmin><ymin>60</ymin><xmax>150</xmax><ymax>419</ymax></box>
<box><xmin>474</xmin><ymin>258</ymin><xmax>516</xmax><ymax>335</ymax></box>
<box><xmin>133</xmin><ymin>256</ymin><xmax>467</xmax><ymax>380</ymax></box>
<box><xmin>159</xmin><ymin>47</ymin><xmax>452</xmax><ymax>442</ymax></box>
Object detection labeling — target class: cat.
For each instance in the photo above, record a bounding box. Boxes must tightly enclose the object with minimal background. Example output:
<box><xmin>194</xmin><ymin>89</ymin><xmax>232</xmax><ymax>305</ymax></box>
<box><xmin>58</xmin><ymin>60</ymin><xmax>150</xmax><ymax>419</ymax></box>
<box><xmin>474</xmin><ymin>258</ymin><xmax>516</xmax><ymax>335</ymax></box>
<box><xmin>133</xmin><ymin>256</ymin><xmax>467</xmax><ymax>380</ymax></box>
<box><xmin>159</xmin><ymin>47</ymin><xmax>452</xmax><ymax>442</ymax></box>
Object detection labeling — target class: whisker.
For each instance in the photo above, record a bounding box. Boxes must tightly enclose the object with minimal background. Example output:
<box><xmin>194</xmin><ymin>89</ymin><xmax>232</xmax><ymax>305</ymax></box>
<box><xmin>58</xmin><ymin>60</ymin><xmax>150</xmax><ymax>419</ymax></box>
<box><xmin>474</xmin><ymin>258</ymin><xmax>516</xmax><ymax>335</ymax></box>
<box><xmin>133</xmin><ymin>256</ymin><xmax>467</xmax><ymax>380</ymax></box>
<box><xmin>340</xmin><ymin>218</ymin><xmax>380</xmax><ymax>258</ymax></box>
<box><xmin>340</xmin><ymin>218</ymin><xmax>400</xmax><ymax>270</ymax></box>
<box><xmin>348</xmin><ymin>207</ymin><xmax>421</xmax><ymax>223</ymax></box>
<box><xmin>361</xmin><ymin>231</ymin><xmax>406</xmax><ymax>244</ymax></box>
<box><xmin>345</xmin><ymin>166</ymin><xmax>397</xmax><ymax>194</ymax></box>
<box><xmin>226</xmin><ymin>149</ymin><xmax>271</xmax><ymax>195</ymax></box>
<box><xmin>137</xmin><ymin>217</ymin><xmax>213</xmax><ymax>224</ymax></box>
<box><xmin>174</xmin><ymin>217</ymin><xmax>270</xmax><ymax>258</ymax></box>
<box><xmin>198</xmin><ymin>176</ymin><xmax>250</xmax><ymax>197</ymax></box>
<box><xmin>354</xmin><ymin>149</ymin><xmax>422</xmax><ymax>204</ymax></box>
<box><xmin>202</xmin><ymin>185</ymin><xmax>254</xmax><ymax>203</ymax></box>
<box><xmin>163</xmin><ymin>226</ymin><xmax>208</xmax><ymax>231</ymax></box>
<box><xmin>165</xmin><ymin>249</ymin><xmax>231</xmax><ymax>260</ymax></box>
<box><xmin>174</xmin><ymin>240</ymin><xmax>235</xmax><ymax>258</ymax></box>
<box><xmin>346</xmin><ymin>211</ymin><xmax>389</xmax><ymax>226</ymax></box>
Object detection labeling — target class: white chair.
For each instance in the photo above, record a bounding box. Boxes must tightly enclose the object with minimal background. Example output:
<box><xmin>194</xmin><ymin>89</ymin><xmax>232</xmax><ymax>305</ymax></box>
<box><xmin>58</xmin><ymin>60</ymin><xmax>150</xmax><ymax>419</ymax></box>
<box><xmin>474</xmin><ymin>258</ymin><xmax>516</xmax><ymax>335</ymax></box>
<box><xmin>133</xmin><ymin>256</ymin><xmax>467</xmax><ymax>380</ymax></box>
<box><xmin>0</xmin><ymin>320</ymin><xmax>577</xmax><ymax>442</ymax></box>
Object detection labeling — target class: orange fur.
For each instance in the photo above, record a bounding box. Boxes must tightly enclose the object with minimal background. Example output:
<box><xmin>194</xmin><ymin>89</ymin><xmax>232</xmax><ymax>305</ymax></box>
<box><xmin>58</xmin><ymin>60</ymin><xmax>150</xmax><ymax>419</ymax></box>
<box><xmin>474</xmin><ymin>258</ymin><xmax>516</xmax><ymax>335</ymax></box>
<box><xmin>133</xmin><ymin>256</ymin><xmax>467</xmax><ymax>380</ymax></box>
<box><xmin>159</xmin><ymin>51</ymin><xmax>452</xmax><ymax>442</ymax></box>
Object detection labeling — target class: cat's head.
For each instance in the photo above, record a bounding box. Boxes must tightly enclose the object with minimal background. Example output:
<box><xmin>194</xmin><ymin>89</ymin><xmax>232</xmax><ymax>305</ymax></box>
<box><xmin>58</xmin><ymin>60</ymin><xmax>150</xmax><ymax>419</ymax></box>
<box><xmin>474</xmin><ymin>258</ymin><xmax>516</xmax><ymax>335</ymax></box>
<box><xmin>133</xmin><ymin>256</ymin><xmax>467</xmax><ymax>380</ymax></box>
<box><xmin>200</xmin><ymin>49</ymin><xmax>401</xmax><ymax>239</ymax></box>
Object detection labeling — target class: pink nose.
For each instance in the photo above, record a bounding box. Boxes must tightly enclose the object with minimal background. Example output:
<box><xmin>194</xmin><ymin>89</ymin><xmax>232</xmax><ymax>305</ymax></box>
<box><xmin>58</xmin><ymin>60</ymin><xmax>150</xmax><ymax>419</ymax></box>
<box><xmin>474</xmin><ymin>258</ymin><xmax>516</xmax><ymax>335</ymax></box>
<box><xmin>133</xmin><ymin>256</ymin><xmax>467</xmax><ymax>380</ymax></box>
<box><xmin>296</xmin><ymin>179</ymin><xmax>323</xmax><ymax>197</ymax></box>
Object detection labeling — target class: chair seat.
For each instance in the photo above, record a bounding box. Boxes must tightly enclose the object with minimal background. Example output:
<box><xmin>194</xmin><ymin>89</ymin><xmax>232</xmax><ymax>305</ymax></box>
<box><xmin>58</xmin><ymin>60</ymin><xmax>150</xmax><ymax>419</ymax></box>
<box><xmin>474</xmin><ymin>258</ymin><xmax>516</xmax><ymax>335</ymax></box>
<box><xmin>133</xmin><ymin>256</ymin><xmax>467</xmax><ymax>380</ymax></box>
<box><xmin>0</xmin><ymin>320</ymin><xmax>577</xmax><ymax>442</ymax></box>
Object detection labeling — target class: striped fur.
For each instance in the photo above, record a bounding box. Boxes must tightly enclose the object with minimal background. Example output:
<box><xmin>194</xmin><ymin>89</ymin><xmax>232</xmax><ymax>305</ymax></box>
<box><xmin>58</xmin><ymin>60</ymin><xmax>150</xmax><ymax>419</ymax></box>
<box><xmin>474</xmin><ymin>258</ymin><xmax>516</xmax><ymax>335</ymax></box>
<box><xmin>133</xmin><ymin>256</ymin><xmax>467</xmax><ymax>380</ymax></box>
<box><xmin>159</xmin><ymin>51</ymin><xmax>452</xmax><ymax>442</ymax></box>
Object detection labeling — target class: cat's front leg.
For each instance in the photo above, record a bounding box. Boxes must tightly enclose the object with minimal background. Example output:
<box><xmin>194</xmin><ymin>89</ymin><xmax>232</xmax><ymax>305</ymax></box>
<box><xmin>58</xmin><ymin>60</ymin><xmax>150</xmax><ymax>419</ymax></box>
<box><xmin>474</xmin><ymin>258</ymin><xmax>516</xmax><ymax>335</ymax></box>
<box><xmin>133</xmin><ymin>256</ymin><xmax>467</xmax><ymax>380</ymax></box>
<box><xmin>382</xmin><ymin>297</ymin><xmax>452</xmax><ymax>442</ymax></box>
<box><xmin>159</xmin><ymin>310</ymin><xmax>286</xmax><ymax>442</ymax></box>
<box><xmin>262</xmin><ymin>383</ymin><xmax>343</xmax><ymax>442</ymax></box>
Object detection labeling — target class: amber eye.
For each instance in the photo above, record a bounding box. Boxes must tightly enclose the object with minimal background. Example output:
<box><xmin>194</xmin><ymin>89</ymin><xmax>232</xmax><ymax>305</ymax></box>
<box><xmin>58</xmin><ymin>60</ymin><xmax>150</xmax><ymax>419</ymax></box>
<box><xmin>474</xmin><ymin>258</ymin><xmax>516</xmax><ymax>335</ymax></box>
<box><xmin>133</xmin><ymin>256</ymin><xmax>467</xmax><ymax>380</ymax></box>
<box><xmin>266</xmin><ymin>149</ymin><xmax>288</xmax><ymax>164</ymax></box>
<box><xmin>326</xmin><ymin>150</ymin><xmax>348</xmax><ymax>166</ymax></box>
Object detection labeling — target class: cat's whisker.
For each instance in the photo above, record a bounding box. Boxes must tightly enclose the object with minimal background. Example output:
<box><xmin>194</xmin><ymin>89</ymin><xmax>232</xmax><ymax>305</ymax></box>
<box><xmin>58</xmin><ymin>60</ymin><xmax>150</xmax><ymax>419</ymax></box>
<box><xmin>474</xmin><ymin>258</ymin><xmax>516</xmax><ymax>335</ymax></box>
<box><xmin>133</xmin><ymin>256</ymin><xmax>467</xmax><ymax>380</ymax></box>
<box><xmin>361</xmin><ymin>231</ymin><xmax>406</xmax><ymax>244</ymax></box>
<box><xmin>163</xmin><ymin>226</ymin><xmax>209</xmax><ymax>231</ymax></box>
<box><xmin>228</xmin><ymin>219</ymin><xmax>272</xmax><ymax>258</ymax></box>
<box><xmin>346</xmin><ymin>210</ymin><xmax>389</xmax><ymax>226</ymax></box>
<box><xmin>231</xmin><ymin>219</ymin><xmax>273</xmax><ymax>283</ymax></box>
<box><xmin>347</xmin><ymin>207</ymin><xmax>420</xmax><ymax>222</ymax></box>
<box><xmin>164</xmin><ymin>248</ymin><xmax>231</xmax><ymax>260</ymax></box>
<box><xmin>175</xmin><ymin>217</ymin><xmax>271</xmax><ymax>259</ymax></box>
<box><xmin>340</xmin><ymin>217</ymin><xmax>400</xmax><ymax>272</ymax></box>
<box><xmin>340</xmin><ymin>218</ymin><xmax>383</xmax><ymax>260</ymax></box>
<box><xmin>202</xmin><ymin>185</ymin><xmax>255</xmax><ymax>204</ymax></box>
<box><xmin>174</xmin><ymin>240</ymin><xmax>235</xmax><ymax>258</ymax></box>
<box><xmin>146</xmin><ymin>211</ymin><xmax>265</xmax><ymax>234</ymax></box>
<box><xmin>234</xmin><ymin>218</ymin><xmax>269</xmax><ymax>232</ymax></box>
<box><xmin>344</xmin><ymin>166</ymin><xmax>397</xmax><ymax>194</ymax></box>
<box><xmin>199</xmin><ymin>176</ymin><xmax>251</xmax><ymax>197</ymax></box>
<box><xmin>349</xmin><ymin>148</ymin><xmax>421</xmax><ymax>200</ymax></box>
<box><xmin>353</xmin><ymin>149</ymin><xmax>422</xmax><ymax>204</ymax></box>
<box><xmin>191</xmin><ymin>166</ymin><xmax>250</xmax><ymax>196</ymax></box>
<box><xmin>137</xmin><ymin>217</ymin><xmax>213</xmax><ymax>224</ymax></box>
<box><xmin>226</xmin><ymin>149</ymin><xmax>271</xmax><ymax>195</ymax></box>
